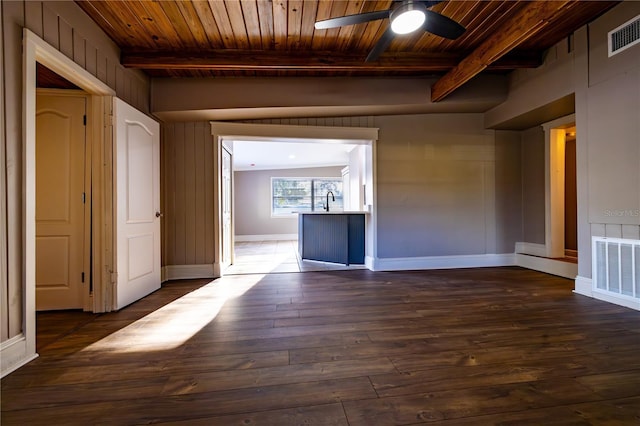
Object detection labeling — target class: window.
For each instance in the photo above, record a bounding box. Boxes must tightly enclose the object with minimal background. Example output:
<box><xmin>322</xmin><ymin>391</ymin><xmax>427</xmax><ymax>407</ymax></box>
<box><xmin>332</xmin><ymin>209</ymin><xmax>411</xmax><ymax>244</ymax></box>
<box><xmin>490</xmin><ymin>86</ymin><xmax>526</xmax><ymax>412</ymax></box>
<box><xmin>272</xmin><ymin>177</ymin><xmax>343</xmax><ymax>216</ymax></box>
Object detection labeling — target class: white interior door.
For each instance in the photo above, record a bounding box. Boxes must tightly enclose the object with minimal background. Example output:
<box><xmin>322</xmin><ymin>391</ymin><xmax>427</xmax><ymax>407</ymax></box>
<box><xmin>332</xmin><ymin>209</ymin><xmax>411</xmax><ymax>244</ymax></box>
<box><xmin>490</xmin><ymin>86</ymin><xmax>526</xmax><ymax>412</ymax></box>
<box><xmin>35</xmin><ymin>92</ymin><xmax>87</xmax><ymax>310</ymax></box>
<box><xmin>114</xmin><ymin>98</ymin><xmax>161</xmax><ymax>310</ymax></box>
<box><xmin>221</xmin><ymin>147</ymin><xmax>233</xmax><ymax>269</ymax></box>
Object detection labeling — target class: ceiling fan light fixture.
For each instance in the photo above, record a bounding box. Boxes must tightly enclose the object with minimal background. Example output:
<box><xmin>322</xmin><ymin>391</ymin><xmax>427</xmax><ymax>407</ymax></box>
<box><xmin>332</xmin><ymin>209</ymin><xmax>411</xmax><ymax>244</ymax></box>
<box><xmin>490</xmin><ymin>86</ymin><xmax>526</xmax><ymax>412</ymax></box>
<box><xmin>390</xmin><ymin>2</ymin><xmax>426</xmax><ymax>35</ymax></box>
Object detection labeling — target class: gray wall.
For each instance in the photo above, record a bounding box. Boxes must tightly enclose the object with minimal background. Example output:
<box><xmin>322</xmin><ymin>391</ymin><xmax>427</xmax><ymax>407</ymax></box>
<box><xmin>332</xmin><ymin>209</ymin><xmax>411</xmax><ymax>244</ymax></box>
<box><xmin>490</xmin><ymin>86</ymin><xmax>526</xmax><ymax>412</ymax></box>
<box><xmin>582</xmin><ymin>2</ymin><xmax>640</xmax><ymax>276</ymax></box>
<box><xmin>485</xmin><ymin>1</ymin><xmax>640</xmax><ymax>277</ymax></box>
<box><xmin>495</xmin><ymin>130</ymin><xmax>524</xmax><ymax>253</ymax></box>
<box><xmin>156</xmin><ymin>3</ymin><xmax>638</xmax><ymax>283</ymax></box>
<box><xmin>374</xmin><ymin>113</ymin><xmax>521</xmax><ymax>258</ymax></box>
<box><xmin>234</xmin><ymin>166</ymin><xmax>344</xmax><ymax>237</ymax></box>
<box><xmin>1</xmin><ymin>1</ymin><xmax>150</xmax><ymax>343</ymax></box>
<box><xmin>521</xmin><ymin>126</ymin><xmax>546</xmax><ymax>244</ymax></box>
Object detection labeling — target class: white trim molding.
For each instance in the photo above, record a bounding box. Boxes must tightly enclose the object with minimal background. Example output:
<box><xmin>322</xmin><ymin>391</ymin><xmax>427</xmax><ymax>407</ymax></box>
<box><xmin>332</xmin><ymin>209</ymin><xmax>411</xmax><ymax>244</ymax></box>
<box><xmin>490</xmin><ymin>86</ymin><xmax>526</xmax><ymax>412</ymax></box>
<box><xmin>162</xmin><ymin>264</ymin><xmax>216</xmax><ymax>282</ymax></box>
<box><xmin>15</xmin><ymin>29</ymin><xmax>117</xmax><ymax>378</ymax></box>
<box><xmin>542</xmin><ymin>114</ymin><xmax>574</xmax><ymax>259</ymax></box>
<box><xmin>235</xmin><ymin>234</ymin><xmax>298</xmax><ymax>242</ymax></box>
<box><xmin>591</xmin><ymin>290</ymin><xmax>640</xmax><ymax>311</ymax></box>
<box><xmin>515</xmin><ymin>242</ymin><xmax>548</xmax><ymax>257</ymax></box>
<box><xmin>574</xmin><ymin>275</ymin><xmax>593</xmax><ymax>297</ymax></box>
<box><xmin>210</xmin><ymin>121</ymin><xmax>379</xmax><ymax>284</ymax></box>
<box><xmin>365</xmin><ymin>255</ymin><xmax>376</xmax><ymax>270</ymax></box>
<box><xmin>515</xmin><ymin>253</ymin><xmax>577</xmax><ymax>279</ymax></box>
<box><xmin>1</xmin><ymin>335</ymin><xmax>38</xmax><ymax>378</ymax></box>
<box><xmin>372</xmin><ymin>253</ymin><xmax>516</xmax><ymax>271</ymax></box>
<box><xmin>210</xmin><ymin>121</ymin><xmax>379</xmax><ymax>143</ymax></box>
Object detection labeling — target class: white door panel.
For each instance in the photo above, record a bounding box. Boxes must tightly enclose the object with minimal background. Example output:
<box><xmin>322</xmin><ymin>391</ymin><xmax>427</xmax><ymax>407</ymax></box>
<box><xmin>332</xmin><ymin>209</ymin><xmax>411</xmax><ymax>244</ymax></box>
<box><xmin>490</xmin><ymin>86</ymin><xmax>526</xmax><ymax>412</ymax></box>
<box><xmin>36</xmin><ymin>93</ymin><xmax>86</xmax><ymax>310</ymax></box>
<box><xmin>222</xmin><ymin>148</ymin><xmax>232</xmax><ymax>270</ymax></box>
<box><xmin>114</xmin><ymin>98</ymin><xmax>161</xmax><ymax>310</ymax></box>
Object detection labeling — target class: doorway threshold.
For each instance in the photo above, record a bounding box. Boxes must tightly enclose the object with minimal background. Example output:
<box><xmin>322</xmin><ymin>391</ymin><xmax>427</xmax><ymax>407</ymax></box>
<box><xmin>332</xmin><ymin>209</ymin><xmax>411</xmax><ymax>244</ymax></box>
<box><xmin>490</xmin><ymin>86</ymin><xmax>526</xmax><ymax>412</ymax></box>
<box><xmin>224</xmin><ymin>240</ymin><xmax>366</xmax><ymax>275</ymax></box>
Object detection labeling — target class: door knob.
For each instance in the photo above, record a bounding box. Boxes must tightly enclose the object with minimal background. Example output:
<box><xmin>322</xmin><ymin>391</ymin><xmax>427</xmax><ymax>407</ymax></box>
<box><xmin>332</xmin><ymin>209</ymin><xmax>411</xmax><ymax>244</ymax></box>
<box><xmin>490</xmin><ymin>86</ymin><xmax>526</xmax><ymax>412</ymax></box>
<box><xmin>155</xmin><ymin>211</ymin><xmax>163</xmax><ymax>218</ymax></box>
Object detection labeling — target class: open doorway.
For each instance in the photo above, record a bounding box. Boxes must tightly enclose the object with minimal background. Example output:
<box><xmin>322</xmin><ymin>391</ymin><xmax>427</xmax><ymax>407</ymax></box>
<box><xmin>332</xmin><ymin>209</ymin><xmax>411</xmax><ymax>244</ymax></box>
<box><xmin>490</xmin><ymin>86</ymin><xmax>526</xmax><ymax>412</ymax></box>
<box><xmin>543</xmin><ymin>115</ymin><xmax>578</xmax><ymax>261</ymax></box>
<box><xmin>225</xmin><ymin>139</ymin><xmax>368</xmax><ymax>275</ymax></box>
<box><xmin>564</xmin><ymin>127</ymin><xmax>577</xmax><ymax>260</ymax></box>
<box><xmin>211</xmin><ymin>122</ymin><xmax>378</xmax><ymax>277</ymax></box>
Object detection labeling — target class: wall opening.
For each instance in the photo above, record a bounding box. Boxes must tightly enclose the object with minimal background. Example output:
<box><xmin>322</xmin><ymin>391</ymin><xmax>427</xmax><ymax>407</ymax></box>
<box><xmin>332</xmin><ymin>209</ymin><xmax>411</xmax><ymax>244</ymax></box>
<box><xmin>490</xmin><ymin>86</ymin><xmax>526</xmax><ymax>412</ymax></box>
<box><xmin>210</xmin><ymin>122</ymin><xmax>378</xmax><ymax>277</ymax></box>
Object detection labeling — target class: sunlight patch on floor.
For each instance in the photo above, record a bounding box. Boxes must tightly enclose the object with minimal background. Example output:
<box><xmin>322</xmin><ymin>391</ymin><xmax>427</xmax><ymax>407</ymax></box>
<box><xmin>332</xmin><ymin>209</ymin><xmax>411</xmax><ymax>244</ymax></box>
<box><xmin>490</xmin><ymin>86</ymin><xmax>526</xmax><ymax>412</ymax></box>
<box><xmin>82</xmin><ymin>275</ymin><xmax>265</xmax><ymax>353</ymax></box>
<box><xmin>225</xmin><ymin>239</ymin><xmax>366</xmax><ymax>275</ymax></box>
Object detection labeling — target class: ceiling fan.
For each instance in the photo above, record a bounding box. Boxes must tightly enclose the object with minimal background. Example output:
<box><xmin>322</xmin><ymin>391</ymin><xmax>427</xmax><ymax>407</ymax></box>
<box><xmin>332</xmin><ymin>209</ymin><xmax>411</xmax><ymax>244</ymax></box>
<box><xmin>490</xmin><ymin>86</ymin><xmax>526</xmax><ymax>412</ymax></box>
<box><xmin>314</xmin><ymin>0</ymin><xmax>466</xmax><ymax>62</ymax></box>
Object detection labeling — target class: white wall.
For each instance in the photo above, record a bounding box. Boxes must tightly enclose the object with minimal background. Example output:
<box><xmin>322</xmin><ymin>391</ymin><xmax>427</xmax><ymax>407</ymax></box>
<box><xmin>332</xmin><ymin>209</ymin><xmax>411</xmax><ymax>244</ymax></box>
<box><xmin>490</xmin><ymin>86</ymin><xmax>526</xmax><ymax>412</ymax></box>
<box><xmin>348</xmin><ymin>145</ymin><xmax>366</xmax><ymax>211</ymax></box>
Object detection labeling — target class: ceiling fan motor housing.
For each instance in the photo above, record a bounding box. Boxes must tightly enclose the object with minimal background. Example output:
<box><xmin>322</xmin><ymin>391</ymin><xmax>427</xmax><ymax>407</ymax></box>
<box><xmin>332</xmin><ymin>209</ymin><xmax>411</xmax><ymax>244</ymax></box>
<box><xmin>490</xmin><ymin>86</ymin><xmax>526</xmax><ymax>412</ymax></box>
<box><xmin>390</xmin><ymin>1</ymin><xmax>427</xmax><ymax>34</ymax></box>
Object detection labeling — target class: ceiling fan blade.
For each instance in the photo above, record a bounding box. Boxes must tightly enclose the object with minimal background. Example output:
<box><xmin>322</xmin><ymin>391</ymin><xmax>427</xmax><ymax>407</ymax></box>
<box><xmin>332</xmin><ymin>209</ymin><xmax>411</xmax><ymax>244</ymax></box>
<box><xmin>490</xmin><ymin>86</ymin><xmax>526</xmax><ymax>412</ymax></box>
<box><xmin>315</xmin><ymin>10</ymin><xmax>390</xmax><ymax>30</ymax></box>
<box><xmin>422</xmin><ymin>9</ymin><xmax>466</xmax><ymax>40</ymax></box>
<box><xmin>366</xmin><ymin>27</ymin><xmax>395</xmax><ymax>62</ymax></box>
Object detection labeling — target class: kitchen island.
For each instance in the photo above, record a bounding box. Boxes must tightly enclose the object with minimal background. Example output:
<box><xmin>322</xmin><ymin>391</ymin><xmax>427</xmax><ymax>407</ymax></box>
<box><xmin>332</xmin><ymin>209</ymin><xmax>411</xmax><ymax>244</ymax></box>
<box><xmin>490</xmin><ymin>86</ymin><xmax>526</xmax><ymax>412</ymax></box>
<box><xmin>298</xmin><ymin>212</ymin><xmax>366</xmax><ymax>265</ymax></box>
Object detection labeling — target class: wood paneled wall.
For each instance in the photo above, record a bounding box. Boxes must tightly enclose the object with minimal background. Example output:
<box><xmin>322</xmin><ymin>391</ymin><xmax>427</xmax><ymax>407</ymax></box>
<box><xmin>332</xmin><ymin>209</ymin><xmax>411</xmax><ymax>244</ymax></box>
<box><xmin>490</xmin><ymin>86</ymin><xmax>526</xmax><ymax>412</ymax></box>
<box><xmin>162</xmin><ymin>122</ymin><xmax>216</xmax><ymax>267</ymax></box>
<box><xmin>0</xmin><ymin>1</ymin><xmax>150</xmax><ymax>343</ymax></box>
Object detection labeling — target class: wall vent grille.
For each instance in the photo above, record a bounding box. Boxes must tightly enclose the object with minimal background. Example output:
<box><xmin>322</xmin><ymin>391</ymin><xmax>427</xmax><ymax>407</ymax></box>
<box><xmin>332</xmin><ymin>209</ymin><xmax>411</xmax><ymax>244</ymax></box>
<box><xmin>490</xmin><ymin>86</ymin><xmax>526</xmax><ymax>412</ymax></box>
<box><xmin>608</xmin><ymin>15</ymin><xmax>640</xmax><ymax>57</ymax></box>
<box><xmin>593</xmin><ymin>237</ymin><xmax>640</xmax><ymax>305</ymax></box>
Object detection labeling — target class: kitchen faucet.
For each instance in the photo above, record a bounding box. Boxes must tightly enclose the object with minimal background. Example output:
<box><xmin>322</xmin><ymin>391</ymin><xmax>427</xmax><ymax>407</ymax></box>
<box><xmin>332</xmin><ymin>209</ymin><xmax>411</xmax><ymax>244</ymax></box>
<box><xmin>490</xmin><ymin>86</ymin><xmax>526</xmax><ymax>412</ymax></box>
<box><xmin>325</xmin><ymin>191</ymin><xmax>335</xmax><ymax>211</ymax></box>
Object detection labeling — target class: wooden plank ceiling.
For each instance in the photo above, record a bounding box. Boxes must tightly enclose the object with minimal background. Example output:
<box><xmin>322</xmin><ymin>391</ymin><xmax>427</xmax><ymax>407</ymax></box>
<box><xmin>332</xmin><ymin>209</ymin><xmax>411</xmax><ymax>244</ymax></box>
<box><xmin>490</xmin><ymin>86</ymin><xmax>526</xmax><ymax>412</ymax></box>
<box><xmin>76</xmin><ymin>0</ymin><xmax>618</xmax><ymax>101</ymax></box>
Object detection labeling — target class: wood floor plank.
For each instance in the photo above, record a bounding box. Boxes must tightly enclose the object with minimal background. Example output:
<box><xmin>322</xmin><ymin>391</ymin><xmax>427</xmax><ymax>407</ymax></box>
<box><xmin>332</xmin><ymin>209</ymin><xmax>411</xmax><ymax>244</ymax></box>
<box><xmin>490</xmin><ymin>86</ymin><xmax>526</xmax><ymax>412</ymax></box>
<box><xmin>3</xmin><ymin>266</ymin><xmax>639</xmax><ymax>424</ymax></box>
<box><xmin>4</xmin><ymin>377</ymin><xmax>376</xmax><ymax>424</ymax></box>
<box><xmin>371</xmin><ymin>358</ymin><xmax>593</xmax><ymax>398</ymax></box>
<box><xmin>161</xmin><ymin>357</ymin><xmax>396</xmax><ymax>396</ymax></box>
<box><xmin>576</xmin><ymin>369</ymin><xmax>640</xmax><ymax>399</ymax></box>
<box><xmin>426</xmin><ymin>396</ymin><xmax>640</xmax><ymax>425</ymax></box>
<box><xmin>389</xmin><ymin>342</ymin><xmax>587</xmax><ymax>372</ymax></box>
<box><xmin>1</xmin><ymin>350</ymin><xmax>291</xmax><ymax>388</ymax></box>
<box><xmin>157</xmin><ymin>403</ymin><xmax>349</xmax><ymax>425</ymax></box>
<box><xmin>343</xmin><ymin>378</ymin><xmax>601</xmax><ymax>425</ymax></box>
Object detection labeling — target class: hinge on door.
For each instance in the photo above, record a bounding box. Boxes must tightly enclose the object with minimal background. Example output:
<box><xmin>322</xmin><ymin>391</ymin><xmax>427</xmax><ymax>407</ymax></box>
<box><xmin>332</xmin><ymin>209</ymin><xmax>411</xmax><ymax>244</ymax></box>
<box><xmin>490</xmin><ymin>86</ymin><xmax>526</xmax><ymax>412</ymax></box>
<box><xmin>105</xmin><ymin>114</ymin><xmax>114</xmax><ymax>127</ymax></box>
<box><xmin>82</xmin><ymin>192</ymin><xmax>86</xmax><ymax>204</ymax></box>
<box><xmin>81</xmin><ymin>272</ymin><xmax>85</xmax><ymax>283</ymax></box>
<box><xmin>83</xmin><ymin>115</ymin><xmax>87</xmax><ymax>126</ymax></box>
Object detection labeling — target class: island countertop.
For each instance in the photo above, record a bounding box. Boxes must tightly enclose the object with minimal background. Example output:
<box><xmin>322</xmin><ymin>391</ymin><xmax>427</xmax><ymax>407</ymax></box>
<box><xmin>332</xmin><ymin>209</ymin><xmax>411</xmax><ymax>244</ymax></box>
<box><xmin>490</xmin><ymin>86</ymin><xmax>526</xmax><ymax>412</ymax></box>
<box><xmin>296</xmin><ymin>210</ymin><xmax>369</xmax><ymax>215</ymax></box>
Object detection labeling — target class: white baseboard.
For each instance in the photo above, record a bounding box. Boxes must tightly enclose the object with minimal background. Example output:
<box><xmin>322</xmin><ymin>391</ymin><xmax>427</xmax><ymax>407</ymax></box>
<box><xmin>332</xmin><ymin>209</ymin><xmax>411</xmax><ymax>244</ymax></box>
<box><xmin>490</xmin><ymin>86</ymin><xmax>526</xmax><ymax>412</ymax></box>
<box><xmin>372</xmin><ymin>253</ymin><xmax>516</xmax><ymax>271</ymax></box>
<box><xmin>592</xmin><ymin>289</ymin><xmax>640</xmax><ymax>311</ymax></box>
<box><xmin>235</xmin><ymin>234</ymin><xmax>298</xmax><ymax>242</ymax></box>
<box><xmin>364</xmin><ymin>255</ymin><xmax>375</xmax><ymax>270</ymax></box>
<box><xmin>574</xmin><ymin>276</ymin><xmax>639</xmax><ymax>311</ymax></box>
<box><xmin>1</xmin><ymin>334</ymin><xmax>38</xmax><ymax>378</ymax></box>
<box><xmin>515</xmin><ymin>242</ymin><xmax>547</xmax><ymax>257</ymax></box>
<box><xmin>162</xmin><ymin>264</ymin><xmax>216</xmax><ymax>282</ymax></box>
<box><xmin>515</xmin><ymin>254</ymin><xmax>577</xmax><ymax>279</ymax></box>
<box><xmin>574</xmin><ymin>275</ymin><xmax>592</xmax><ymax>297</ymax></box>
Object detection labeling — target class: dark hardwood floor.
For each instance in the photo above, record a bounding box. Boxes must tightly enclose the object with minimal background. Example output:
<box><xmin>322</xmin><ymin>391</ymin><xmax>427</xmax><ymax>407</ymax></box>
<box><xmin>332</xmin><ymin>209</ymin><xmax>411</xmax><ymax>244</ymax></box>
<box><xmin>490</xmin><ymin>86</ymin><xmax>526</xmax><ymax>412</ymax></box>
<box><xmin>2</xmin><ymin>267</ymin><xmax>639</xmax><ymax>425</ymax></box>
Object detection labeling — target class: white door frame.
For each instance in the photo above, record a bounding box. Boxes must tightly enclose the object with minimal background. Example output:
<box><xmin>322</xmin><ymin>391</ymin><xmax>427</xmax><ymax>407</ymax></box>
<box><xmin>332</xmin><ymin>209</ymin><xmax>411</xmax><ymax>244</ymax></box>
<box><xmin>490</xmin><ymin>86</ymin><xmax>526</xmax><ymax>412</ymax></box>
<box><xmin>209</xmin><ymin>121</ymin><xmax>379</xmax><ymax>276</ymax></box>
<box><xmin>4</xmin><ymin>29</ymin><xmax>115</xmax><ymax>376</ymax></box>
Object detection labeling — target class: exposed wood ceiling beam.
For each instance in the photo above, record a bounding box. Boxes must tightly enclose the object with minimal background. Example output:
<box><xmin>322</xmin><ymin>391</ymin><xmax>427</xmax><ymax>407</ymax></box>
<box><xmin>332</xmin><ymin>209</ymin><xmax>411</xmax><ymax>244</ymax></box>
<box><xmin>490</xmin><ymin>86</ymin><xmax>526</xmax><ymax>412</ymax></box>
<box><xmin>431</xmin><ymin>0</ymin><xmax>577</xmax><ymax>102</ymax></box>
<box><xmin>121</xmin><ymin>50</ymin><xmax>542</xmax><ymax>73</ymax></box>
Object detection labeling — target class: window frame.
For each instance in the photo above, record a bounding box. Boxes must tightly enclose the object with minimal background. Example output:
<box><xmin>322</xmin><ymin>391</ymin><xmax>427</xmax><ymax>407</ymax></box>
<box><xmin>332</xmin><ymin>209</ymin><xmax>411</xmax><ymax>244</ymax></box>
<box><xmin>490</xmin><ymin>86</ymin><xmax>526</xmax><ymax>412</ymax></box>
<box><xmin>271</xmin><ymin>177</ymin><xmax>344</xmax><ymax>217</ymax></box>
